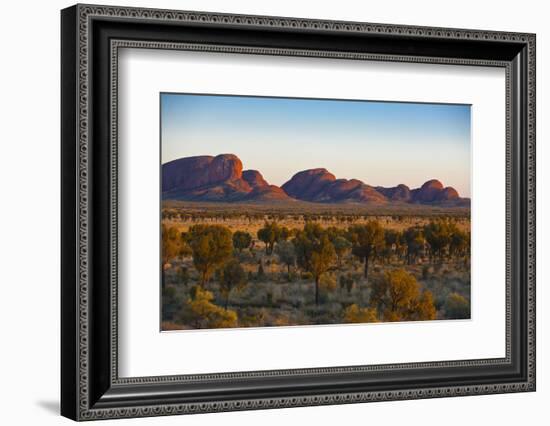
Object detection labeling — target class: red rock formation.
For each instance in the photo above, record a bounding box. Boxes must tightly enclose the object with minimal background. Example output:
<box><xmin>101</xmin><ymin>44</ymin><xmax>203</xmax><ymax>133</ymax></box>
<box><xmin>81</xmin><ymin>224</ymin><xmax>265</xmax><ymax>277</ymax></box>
<box><xmin>281</xmin><ymin>169</ymin><xmax>336</xmax><ymax>201</ymax></box>
<box><xmin>282</xmin><ymin>170</ymin><xmax>388</xmax><ymax>204</ymax></box>
<box><xmin>410</xmin><ymin>179</ymin><xmax>461</xmax><ymax>203</ymax></box>
<box><xmin>242</xmin><ymin>170</ymin><xmax>269</xmax><ymax>188</ymax></box>
<box><xmin>246</xmin><ymin>185</ymin><xmax>293</xmax><ymax>202</ymax></box>
<box><xmin>162</xmin><ymin>154</ymin><xmax>244</xmax><ymax>192</ymax></box>
<box><xmin>162</xmin><ymin>154</ymin><xmax>292</xmax><ymax>202</ymax></box>
<box><xmin>162</xmin><ymin>154</ymin><xmax>467</xmax><ymax>206</ymax></box>
<box><xmin>375</xmin><ymin>184</ymin><xmax>411</xmax><ymax>202</ymax></box>
<box><xmin>438</xmin><ymin>187</ymin><xmax>459</xmax><ymax>200</ymax></box>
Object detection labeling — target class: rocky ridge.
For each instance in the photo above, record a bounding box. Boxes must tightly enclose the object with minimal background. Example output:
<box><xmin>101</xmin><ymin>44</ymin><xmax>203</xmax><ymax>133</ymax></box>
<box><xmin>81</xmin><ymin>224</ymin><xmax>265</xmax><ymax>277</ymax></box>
<box><xmin>162</xmin><ymin>154</ymin><xmax>469</xmax><ymax>206</ymax></box>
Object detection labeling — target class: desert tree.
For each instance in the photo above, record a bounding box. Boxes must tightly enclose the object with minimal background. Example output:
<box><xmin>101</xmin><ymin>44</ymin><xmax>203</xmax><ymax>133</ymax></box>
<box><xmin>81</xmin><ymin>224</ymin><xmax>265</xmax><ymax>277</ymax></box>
<box><xmin>257</xmin><ymin>221</ymin><xmax>281</xmax><ymax>254</ymax></box>
<box><xmin>383</xmin><ymin>229</ymin><xmax>403</xmax><ymax>264</ymax></box>
<box><xmin>274</xmin><ymin>240</ymin><xmax>296</xmax><ymax>280</ymax></box>
<box><xmin>293</xmin><ymin>223</ymin><xmax>336</xmax><ymax>305</ymax></box>
<box><xmin>423</xmin><ymin>220</ymin><xmax>453</xmax><ymax>262</ymax></box>
<box><xmin>232</xmin><ymin>230</ymin><xmax>253</xmax><ymax>253</ymax></box>
<box><xmin>161</xmin><ymin>224</ymin><xmax>190</xmax><ymax>290</ymax></box>
<box><xmin>219</xmin><ymin>259</ymin><xmax>248</xmax><ymax>310</ymax></box>
<box><xmin>161</xmin><ymin>224</ymin><xmax>187</xmax><ymax>265</ymax></box>
<box><xmin>347</xmin><ymin>221</ymin><xmax>385</xmax><ymax>282</ymax></box>
<box><xmin>310</xmin><ymin>235</ymin><xmax>336</xmax><ymax>305</ymax></box>
<box><xmin>183</xmin><ymin>224</ymin><xmax>233</xmax><ymax>287</ymax></box>
<box><xmin>403</xmin><ymin>226</ymin><xmax>425</xmax><ymax>265</ymax></box>
<box><xmin>369</xmin><ymin>269</ymin><xmax>436</xmax><ymax>322</ymax></box>
<box><xmin>331</xmin><ymin>235</ymin><xmax>352</xmax><ymax>269</ymax></box>
<box><xmin>450</xmin><ymin>229</ymin><xmax>470</xmax><ymax>260</ymax></box>
<box><xmin>278</xmin><ymin>226</ymin><xmax>292</xmax><ymax>242</ymax></box>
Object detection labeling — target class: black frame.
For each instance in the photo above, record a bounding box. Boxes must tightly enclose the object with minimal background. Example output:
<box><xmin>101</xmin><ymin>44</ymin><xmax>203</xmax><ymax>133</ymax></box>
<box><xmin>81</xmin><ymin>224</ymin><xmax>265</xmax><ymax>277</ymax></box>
<box><xmin>61</xmin><ymin>4</ymin><xmax>536</xmax><ymax>421</ymax></box>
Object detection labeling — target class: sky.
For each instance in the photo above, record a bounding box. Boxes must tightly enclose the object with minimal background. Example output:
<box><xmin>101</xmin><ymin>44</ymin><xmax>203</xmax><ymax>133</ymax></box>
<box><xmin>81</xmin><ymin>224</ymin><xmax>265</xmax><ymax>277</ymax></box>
<box><xmin>161</xmin><ymin>93</ymin><xmax>471</xmax><ymax>197</ymax></box>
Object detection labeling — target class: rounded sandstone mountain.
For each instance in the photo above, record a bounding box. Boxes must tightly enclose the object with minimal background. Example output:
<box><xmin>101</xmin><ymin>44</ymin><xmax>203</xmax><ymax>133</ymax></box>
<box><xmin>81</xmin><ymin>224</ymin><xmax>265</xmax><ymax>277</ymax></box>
<box><xmin>282</xmin><ymin>169</ymin><xmax>388</xmax><ymax>204</ymax></box>
<box><xmin>281</xmin><ymin>168</ymin><xmax>336</xmax><ymax>201</ymax></box>
<box><xmin>162</xmin><ymin>154</ymin><xmax>242</xmax><ymax>192</ymax></box>
<box><xmin>375</xmin><ymin>183</ymin><xmax>411</xmax><ymax>202</ymax></box>
<box><xmin>211</xmin><ymin>153</ymin><xmax>243</xmax><ymax>181</ymax></box>
<box><xmin>412</xmin><ymin>180</ymin><xmax>461</xmax><ymax>203</ymax></box>
<box><xmin>421</xmin><ymin>179</ymin><xmax>444</xmax><ymax>190</ymax></box>
<box><xmin>161</xmin><ymin>154</ymin><xmax>466</xmax><ymax>206</ymax></box>
<box><xmin>437</xmin><ymin>186</ymin><xmax>459</xmax><ymax>200</ymax></box>
<box><xmin>242</xmin><ymin>169</ymin><xmax>269</xmax><ymax>188</ymax></box>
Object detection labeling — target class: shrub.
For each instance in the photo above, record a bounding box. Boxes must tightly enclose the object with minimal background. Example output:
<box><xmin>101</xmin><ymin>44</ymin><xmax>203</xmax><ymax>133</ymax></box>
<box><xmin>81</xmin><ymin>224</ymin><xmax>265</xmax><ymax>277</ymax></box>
<box><xmin>370</xmin><ymin>269</ymin><xmax>436</xmax><ymax>322</ymax></box>
<box><xmin>339</xmin><ymin>273</ymin><xmax>355</xmax><ymax>294</ymax></box>
<box><xmin>301</xmin><ymin>271</ymin><xmax>313</xmax><ymax>280</ymax></box>
<box><xmin>181</xmin><ymin>287</ymin><xmax>238</xmax><ymax>329</ymax></box>
<box><xmin>422</xmin><ymin>265</ymin><xmax>434</xmax><ymax>279</ymax></box>
<box><xmin>257</xmin><ymin>260</ymin><xmax>266</xmax><ymax>281</ymax></box>
<box><xmin>177</xmin><ymin>266</ymin><xmax>190</xmax><ymax>286</ymax></box>
<box><xmin>232</xmin><ymin>230</ymin><xmax>252</xmax><ymax>253</ymax></box>
<box><xmin>343</xmin><ymin>304</ymin><xmax>378</xmax><ymax>323</ymax></box>
<box><xmin>320</xmin><ymin>274</ymin><xmax>337</xmax><ymax>291</ymax></box>
<box><xmin>445</xmin><ymin>292</ymin><xmax>470</xmax><ymax>319</ymax></box>
<box><xmin>275</xmin><ymin>240</ymin><xmax>296</xmax><ymax>279</ymax></box>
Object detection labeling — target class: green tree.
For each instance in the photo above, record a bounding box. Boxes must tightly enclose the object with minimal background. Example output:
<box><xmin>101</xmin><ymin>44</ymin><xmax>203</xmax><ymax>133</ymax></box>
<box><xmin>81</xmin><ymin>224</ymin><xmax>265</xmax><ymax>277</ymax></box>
<box><xmin>450</xmin><ymin>229</ymin><xmax>470</xmax><ymax>260</ymax></box>
<box><xmin>184</xmin><ymin>225</ymin><xmax>233</xmax><ymax>287</ymax></box>
<box><xmin>310</xmin><ymin>235</ymin><xmax>336</xmax><ymax>305</ymax></box>
<box><xmin>424</xmin><ymin>220</ymin><xmax>453</xmax><ymax>261</ymax></box>
<box><xmin>161</xmin><ymin>224</ymin><xmax>190</xmax><ymax>290</ymax></box>
<box><xmin>161</xmin><ymin>224</ymin><xmax>187</xmax><ymax>265</ymax></box>
<box><xmin>383</xmin><ymin>229</ymin><xmax>403</xmax><ymax>263</ymax></box>
<box><xmin>257</xmin><ymin>221</ymin><xmax>281</xmax><ymax>254</ymax></box>
<box><xmin>219</xmin><ymin>260</ymin><xmax>248</xmax><ymax>310</ymax></box>
<box><xmin>347</xmin><ymin>221</ymin><xmax>385</xmax><ymax>282</ymax></box>
<box><xmin>274</xmin><ymin>240</ymin><xmax>296</xmax><ymax>279</ymax></box>
<box><xmin>332</xmin><ymin>236</ymin><xmax>352</xmax><ymax>269</ymax></box>
<box><xmin>232</xmin><ymin>230</ymin><xmax>252</xmax><ymax>253</ymax></box>
<box><xmin>369</xmin><ymin>269</ymin><xmax>436</xmax><ymax>322</ymax></box>
<box><xmin>293</xmin><ymin>223</ymin><xmax>336</xmax><ymax>305</ymax></box>
<box><xmin>403</xmin><ymin>226</ymin><xmax>425</xmax><ymax>265</ymax></box>
<box><xmin>278</xmin><ymin>226</ymin><xmax>291</xmax><ymax>242</ymax></box>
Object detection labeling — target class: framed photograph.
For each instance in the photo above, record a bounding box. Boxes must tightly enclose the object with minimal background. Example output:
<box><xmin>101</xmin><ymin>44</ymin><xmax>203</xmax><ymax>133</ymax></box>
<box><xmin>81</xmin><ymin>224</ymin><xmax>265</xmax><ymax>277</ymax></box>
<box><xmin>61</xmin><ymin>4</ymin><xmax>536</xmax><ymax>421</ymax></box>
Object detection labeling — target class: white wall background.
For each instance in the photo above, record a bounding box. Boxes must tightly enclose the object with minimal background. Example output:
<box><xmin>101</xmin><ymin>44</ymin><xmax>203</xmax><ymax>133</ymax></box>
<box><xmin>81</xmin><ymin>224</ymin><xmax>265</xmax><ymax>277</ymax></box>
<box><xmin>0</xmin><ymin>0</ymin><xmax>546</xmax><ymax>424</ymax></box>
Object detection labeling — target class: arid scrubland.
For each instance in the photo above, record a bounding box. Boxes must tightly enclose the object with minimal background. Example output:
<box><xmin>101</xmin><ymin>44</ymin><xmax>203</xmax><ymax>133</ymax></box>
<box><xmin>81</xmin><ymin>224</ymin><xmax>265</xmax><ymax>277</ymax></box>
<box><xmin>161</xmin><ymin>202</ymin><xmax>471</xmax><ymax>330</ymax></box>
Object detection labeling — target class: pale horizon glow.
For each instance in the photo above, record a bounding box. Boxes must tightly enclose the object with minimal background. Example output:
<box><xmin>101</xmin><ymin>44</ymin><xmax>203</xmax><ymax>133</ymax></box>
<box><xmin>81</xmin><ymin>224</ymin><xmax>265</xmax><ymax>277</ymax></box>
<box><xmin>161</xmin><ymin>93</ymin><xmax>471</xmax><ymax>197</ymax></box>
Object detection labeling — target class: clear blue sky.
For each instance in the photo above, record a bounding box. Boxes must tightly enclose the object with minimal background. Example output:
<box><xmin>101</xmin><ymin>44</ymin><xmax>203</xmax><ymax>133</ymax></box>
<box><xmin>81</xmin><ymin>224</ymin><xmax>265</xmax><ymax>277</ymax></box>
<box><xmin>161</xmin><ymin>93</ymin><xmax>471</xmax><ymax>197</ymax></box>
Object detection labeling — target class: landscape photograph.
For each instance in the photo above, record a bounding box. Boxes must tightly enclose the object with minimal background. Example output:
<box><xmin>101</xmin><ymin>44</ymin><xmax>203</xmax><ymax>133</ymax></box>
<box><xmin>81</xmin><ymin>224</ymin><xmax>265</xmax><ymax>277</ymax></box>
<box><xmin>160</xmin><ymin>93</ymin><xmax>471</xmax><ymax>331</ymax></box>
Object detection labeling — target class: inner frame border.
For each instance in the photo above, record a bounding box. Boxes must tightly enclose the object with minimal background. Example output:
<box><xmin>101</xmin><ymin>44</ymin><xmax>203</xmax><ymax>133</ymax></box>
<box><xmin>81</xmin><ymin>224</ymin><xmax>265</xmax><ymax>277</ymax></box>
<box><xmin>111</xmin><ymin>40</ymin><xmax>511</xmax><ymax>385</ymax></box>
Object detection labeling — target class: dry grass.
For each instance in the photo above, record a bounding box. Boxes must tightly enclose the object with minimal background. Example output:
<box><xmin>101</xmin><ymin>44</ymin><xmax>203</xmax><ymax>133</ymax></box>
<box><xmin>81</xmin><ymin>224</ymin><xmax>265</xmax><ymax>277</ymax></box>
<box><xmin>161</xmin><ymin>202</ymin><xmax>471</xmax><ymax>330</ymax></box>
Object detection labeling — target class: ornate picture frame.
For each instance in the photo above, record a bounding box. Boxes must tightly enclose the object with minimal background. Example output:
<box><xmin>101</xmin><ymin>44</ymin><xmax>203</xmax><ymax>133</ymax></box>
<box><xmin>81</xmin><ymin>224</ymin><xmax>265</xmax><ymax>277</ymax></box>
<box><xmin>61</xmin><ymin>4</ymin><xmax>535</xmax><ymax>421</ymax></box>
